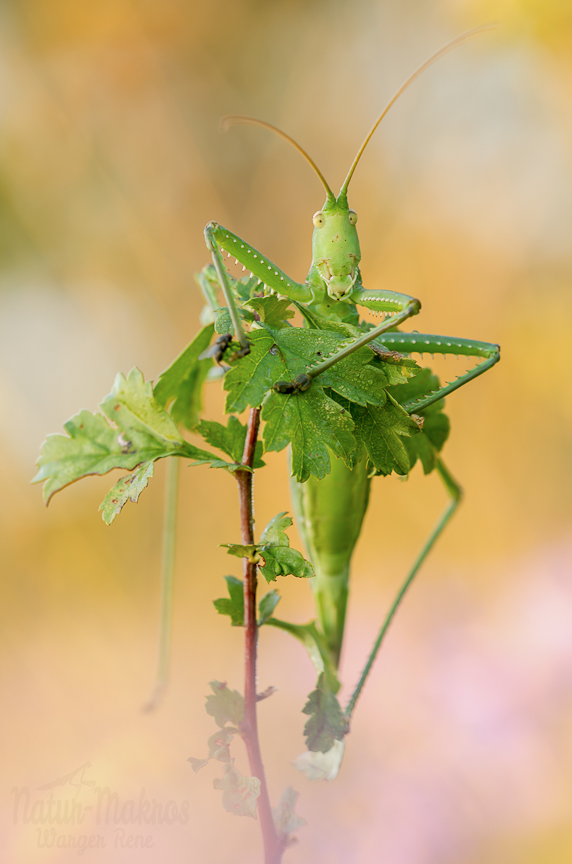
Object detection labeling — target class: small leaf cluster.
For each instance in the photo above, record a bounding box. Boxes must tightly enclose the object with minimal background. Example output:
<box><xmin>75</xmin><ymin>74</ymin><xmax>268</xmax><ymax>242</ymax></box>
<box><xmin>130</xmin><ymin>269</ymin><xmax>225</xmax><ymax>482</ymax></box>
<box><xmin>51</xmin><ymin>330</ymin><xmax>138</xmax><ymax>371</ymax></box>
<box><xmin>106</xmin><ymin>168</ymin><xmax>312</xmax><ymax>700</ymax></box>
<box><xmin>213</xmin><ymin>576</ymin><xmax>280</xmax><ymax>627</ymax></box>
<box><xmin>302</xmin><ymin>673</ymin><xmax>347</xmax><ymax>753</ymax></box>
<box><xmin>189</xmin><ymin>682</ymin><xmax>261</xmax><ymax>819</ymax></box>
<box><xmin>221</xmin><ymin>512</ymin><xmax>313</xmax><ymax>584</ymax></box>
<box><xmin>218</xmin><ymin>295</ymin><xmax>449</xmax><ymax>483</ymax></box>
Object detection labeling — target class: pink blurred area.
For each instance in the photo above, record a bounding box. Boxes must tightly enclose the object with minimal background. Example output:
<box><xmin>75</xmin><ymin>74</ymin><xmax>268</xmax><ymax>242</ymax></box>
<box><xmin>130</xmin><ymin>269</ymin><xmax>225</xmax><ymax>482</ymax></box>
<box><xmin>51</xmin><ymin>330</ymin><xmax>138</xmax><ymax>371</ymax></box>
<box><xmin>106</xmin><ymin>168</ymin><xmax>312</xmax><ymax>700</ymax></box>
<box><xmin>2</xmin><ymin>1</ymin><xmax>572</xmax><ymax>862</ymax></box>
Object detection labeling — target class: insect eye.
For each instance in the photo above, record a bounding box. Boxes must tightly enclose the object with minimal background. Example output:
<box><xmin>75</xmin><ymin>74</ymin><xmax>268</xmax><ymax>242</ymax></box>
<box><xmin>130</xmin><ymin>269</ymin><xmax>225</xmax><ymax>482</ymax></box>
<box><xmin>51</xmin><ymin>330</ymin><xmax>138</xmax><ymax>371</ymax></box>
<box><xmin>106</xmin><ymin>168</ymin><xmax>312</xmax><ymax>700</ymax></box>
<box><xmin>313</xmin><ymin>211</ymin><xmax>326</xmax><ymax>228</ymax></box>
<box><xmin>348</xmin><ymin>210</ymin><xmax>358</xmax><ymax>225</ymax></box>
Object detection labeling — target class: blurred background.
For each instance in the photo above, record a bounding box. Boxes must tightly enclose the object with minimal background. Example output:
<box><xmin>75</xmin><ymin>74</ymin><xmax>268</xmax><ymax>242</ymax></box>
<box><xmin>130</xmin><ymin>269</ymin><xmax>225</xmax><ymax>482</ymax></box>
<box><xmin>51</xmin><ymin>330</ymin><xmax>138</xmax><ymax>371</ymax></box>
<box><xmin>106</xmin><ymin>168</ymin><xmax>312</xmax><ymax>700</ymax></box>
<box><xmin>1</xmin><ymin>0</ymin><xmax>572</xmax><ymax>862</ymax></box>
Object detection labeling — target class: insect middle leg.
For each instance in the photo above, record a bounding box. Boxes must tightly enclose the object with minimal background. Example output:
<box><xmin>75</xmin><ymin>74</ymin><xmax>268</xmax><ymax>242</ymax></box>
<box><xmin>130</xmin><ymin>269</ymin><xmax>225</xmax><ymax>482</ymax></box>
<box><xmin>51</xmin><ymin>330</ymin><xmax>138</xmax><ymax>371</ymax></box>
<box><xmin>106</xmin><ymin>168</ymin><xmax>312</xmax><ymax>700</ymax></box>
<box><xmin>344</xmin><ymin>458</ymin><xmax>462</xmax><ymax>719</ymax></box>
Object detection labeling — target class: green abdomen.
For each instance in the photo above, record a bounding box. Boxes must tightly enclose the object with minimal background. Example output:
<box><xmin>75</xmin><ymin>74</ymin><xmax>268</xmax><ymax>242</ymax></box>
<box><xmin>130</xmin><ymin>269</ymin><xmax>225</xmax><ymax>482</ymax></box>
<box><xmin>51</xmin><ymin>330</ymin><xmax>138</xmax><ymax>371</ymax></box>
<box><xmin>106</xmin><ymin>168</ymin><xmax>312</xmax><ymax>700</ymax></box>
<box><xmin>289</xmin><ymin>456</ymin><xmax>371</xmax><ymax>667</ymax></box>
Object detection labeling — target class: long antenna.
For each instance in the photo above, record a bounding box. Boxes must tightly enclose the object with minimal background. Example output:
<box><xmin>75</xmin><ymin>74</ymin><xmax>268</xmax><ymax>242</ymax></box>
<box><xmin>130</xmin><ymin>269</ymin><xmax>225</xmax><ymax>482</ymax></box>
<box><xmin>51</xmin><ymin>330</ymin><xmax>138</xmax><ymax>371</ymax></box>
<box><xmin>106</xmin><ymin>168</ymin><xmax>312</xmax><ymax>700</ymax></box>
<box><xmin>221</xmin><ymin>115</ymin><xmax>335</xmax><ymax>201</ymax></box>
<box><xmin>339</xmin><ymin>23</ymin><xmax>497</xmax><ymax>197</ymax></box>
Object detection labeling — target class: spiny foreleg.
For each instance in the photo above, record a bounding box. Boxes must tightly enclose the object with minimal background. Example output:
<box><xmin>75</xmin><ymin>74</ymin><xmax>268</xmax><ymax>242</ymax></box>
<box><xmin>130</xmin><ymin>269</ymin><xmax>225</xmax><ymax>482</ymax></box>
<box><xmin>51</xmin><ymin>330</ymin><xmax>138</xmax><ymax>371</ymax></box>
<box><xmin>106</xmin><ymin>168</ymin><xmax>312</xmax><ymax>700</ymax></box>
<box><xmin>205</xmin><ymin>221</ymin><xmax>312</xmax><ymax>303</ymax></box>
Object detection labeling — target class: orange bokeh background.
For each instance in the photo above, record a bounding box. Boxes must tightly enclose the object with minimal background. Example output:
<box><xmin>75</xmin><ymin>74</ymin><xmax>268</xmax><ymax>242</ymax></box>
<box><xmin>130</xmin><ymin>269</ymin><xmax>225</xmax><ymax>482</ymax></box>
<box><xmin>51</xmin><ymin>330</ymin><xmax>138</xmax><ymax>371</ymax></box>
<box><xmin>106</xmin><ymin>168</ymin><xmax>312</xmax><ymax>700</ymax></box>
<box><xmin>1</xmin><ymin>1</ymin><xmax>572</xmax><ymax>862</ymax></box>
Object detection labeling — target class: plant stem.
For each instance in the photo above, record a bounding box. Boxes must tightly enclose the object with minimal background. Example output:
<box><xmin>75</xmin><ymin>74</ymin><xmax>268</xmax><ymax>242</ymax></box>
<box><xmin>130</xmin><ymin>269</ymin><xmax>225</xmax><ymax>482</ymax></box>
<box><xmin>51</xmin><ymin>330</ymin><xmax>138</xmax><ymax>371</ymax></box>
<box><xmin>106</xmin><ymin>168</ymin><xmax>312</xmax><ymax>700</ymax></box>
<box><xmin>235</xmin><ymin>408</ymin><xmax>281</xmax><ymax>864</ymax></box>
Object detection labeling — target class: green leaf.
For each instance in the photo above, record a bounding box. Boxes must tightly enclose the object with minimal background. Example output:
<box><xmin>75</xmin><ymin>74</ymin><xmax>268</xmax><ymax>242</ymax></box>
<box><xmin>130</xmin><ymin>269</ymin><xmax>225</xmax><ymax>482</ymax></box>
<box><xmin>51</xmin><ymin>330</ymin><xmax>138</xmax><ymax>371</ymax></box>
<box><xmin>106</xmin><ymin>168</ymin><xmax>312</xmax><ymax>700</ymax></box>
<box><xmin>102</xmin><ymin>367</ymin><xmax>186</xmax><ymax>446</ymax></box>
<box><xmin>266</xmin><ymin>325</ymin><xmax>389</xmax><ymax>407</ymax></box>
<box><xmin>263</xmin><ymin>386</ymin><xmax>356</xmax><ymax>483</ymax></box>
<box><xmin>33</xmin><ymin>367</ymin><xmax>245</xmax><ymax>503</ymax></box>
<box><xmin>221</xmin><ymin>543</ymin><xmax>259</xmax><ymax>562</ymax></box>
<box><xmin>196</xmin><ymin>416</ymin><xmax>265</xmax><ymax>468</ymax></box>
<box><xmin>99</xmin><ymin>461</ymin><xmax>154</xmax><ymax>525</ymax></box>
<box><xmin>153</xmin><ymin>324</ymin><xmax>214</xmax><ymax>430</ymax></box>
<box><xmin>234</xmin><ymin>274</ymin><xmax>261</xmax><ymax>302</ymax></box>
<box><xmin>272</xmin><ymin>787</ymin><xmax>306</xmax><ymax>844</ymax></box>
<box><xmin>389</xmin><ymin>366</ymin><xmax>443</xmax><ymax>408</ymax></box>
<box><xmin>302</xmin><ymin>673</ymin><xmax>346</xmax><ymax>753</ymax></box>
<box><xmin>390</xmin><ymin>368</ymin><xmax>450</xmax><ymax>475</ymax></box>
<box><xmin>223</xmin><ymin>322</ymin><xmax>425</xmax><ymax>481</ymax></box>
<box><xmin>187</xmin><ymin>725</ymin><xmax>238</xmax><ymax>773</ymax></box>
<box><xmin>246</xmin><ymin>296</ymin><xmax>295</xmax><ymax>328</ymax></box>
<box><xmin>34</xmin><ymin>411</ymin><xmax>147</xmax><ymax>504</ymax></box>
<box><xmin>224</xmin><ymin>322</ymin><xmax>390</xmax><ymax>411</ymax></box>
<box><xmin>205</xmin><ymin>681</ymin><xmax>244</xmax><ymax>728</ymax></box>
<box><xmin>34</xmin><ymin>368</ymin><xmax>200</xmax><ymax>504</ymax></box>
<box><xmin>348</xmin><ymin>394</ymin><xmax>420</xmax><ymax>476</ymax></box>
<box><xmin>259</xmin><ymin>511</ymin><xmax>292</xmax><ymax>546</ymax></box>
<box><xmin>258</xmin><ymin>546</ymin><xmax>313</xmax><ymax>584</ymax></box>
<box><xmin>224</xmin><ymin>329</ymin><xmax>284</xmax><ymax>413</ymax></box>
<box><xmin>207</xmin><ymin>727</ymin><xmax>235</xmax><ymax>763</ymax></box>
<box><xmin>423</xmin><ymin>409</ymin><xmax>450</xmax><ymax>451</ymax></box>
<box><xmin>214</xmin><ymin>307</ymin><xmax>233</xmax><ymax>335</ymax></box>
<box><xmin>213</xmin><ymin>763</ymin><xmax>260</xmax><ymax>819</ymax></box>
<box><xmin>213</xmin><ymin>576</ymin><xmax>244</xmax><ymax>627</ymax></box>
<box><xmin>258</xmin><ymin>590</ymin><xmax>280</xmax><ymax>626</ymax></box>
<box><xmin>222</xmin><ymin>512</ymin><xmax>313</xmax><ymax>583</ymax></box>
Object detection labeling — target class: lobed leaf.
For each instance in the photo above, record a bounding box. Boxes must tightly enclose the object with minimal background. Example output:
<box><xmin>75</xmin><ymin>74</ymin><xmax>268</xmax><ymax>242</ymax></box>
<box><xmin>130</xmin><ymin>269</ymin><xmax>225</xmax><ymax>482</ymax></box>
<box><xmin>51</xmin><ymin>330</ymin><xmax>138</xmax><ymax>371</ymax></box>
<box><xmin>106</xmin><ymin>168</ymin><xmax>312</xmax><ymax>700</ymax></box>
<box><xmin>224</xmin><ymin>329</ymin><xmax>284</xmax><ymax>413</ymax></box>
<box><xmin>224</xmin><ymin>322</ymin><xmax>423</xmax><ymax>481</ymax></box>
<box><xmin>262</xmin><ymin>385</ymin><xmax>356</xmax><ymax>483</ymax></box>
<box><xmin>221</xmin><ymin>543</ymin><xmax>259</xmax><ymax>562</ymax></box>
<box><xmin>246</xmin><ymin>296</ymin><xmax>294</xmax><ymax>329</ymax></box>
<box><xmin>196</xmin><ymin>416</ymin><xmax>264</xmax><ymax>468</ymax></box>
<box><xmin>258</xmin><ymin>546</ymin><xmax>313</xmax><ymax>584</ymax></box>
<box><xmin>259</xmin><ymin>511</ymin><xmax>292</xmax><ymax>546</ymax></box>
<box><xmin>153</xmin><ymin>324</ymin><xmax>214</xmax><ymax>430</ymax></box>
<box><xmin>222</xmin><ymin>512</ymin><xmax>314</xmax><ymax>582</ymax></box>
<box><xmin>266</xmin><ymin>325</ymin><xmax>389</xmax><ymax>407</ymax></box>
<box><xmin>213</xmin><ymin>763</ymin><xmax>260</xmax><ymax>819</ymax></box>
<box><xmin>302</xmin><ymin>673</ymin><xmax>346</xmax><ymax>753</ymax></box>
<box><xmin>348</xmin><ymin>394</ymin><xmax>420</xmax><ymax>476</ymax></box>
<box><xmin>34</xmin><ymin>367</ymin><xmax>243</xmax><ymax>503</ymax></box>
<box><xmin>213</xmin><ymin>576</ymin><xmax>244</xmax><ymax>627</ymax></box>
<box><xmin>258</xmin><ymin>590</ymin><xmax>280</xmax><ymax>626</ymax></box>
<box><xmin>390</xmin><ymin>368</ymin><xmax>451</xmax><ymax>474</ymax></box>
<box><xmin>205</xmin><ymin>681</ymin><xmax>244</xmax><ymax>728</ymax></box>
<box><xmin>206</xmin><ymin>727</ymin><xmax>235</xmax><ymax>764</ymax></box>
<box><xmin>34</xmin><ymin>410</ymin><xmax>149</xmax><ymax>504</ymax></box>
<box><xmin>101</xmin><ymin>367</ymin><xmax>186</xmax><ymax>445</ymax></box>
<box><xmin>99</xmin><ymin>461</ymin><xmax>154</xmax><ymax>525</ymax></box>
<box><xmin>213</xmin><ymin>579</ymin><xmax>281</xmax><ymax>627</ymax></box>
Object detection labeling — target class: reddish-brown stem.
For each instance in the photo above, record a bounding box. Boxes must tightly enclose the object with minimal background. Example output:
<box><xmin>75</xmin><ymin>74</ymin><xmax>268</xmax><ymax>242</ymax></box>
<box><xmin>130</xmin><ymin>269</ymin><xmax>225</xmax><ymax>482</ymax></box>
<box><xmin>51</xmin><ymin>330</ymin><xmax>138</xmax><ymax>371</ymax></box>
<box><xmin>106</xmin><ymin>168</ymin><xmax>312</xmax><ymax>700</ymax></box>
<box><xmin>235</xmin><ymin>408</ymin><xmax>282</xmax><ymax>864</ymax></box>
